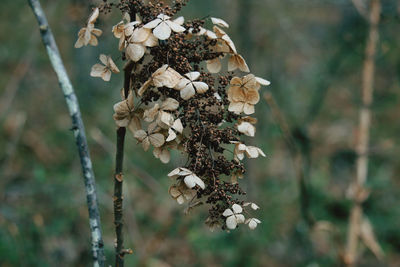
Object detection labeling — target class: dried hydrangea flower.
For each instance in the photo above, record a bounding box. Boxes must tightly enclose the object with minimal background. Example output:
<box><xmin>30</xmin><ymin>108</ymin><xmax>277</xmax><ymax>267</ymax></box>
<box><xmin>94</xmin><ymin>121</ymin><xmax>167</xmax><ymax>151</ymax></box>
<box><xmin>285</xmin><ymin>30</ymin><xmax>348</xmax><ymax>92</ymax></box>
<box><xmin>223</xmin><ymin>204</ymin><xmax>245</xmax><ymax>230</ymax></box>
<box><xmin>168</xmin><ymin>167</ymin><xmax>205</xmax><ymax>190</ymax></box>
<box><xmin>175</xmin><ymin>72</ymin><xmax>209</xmax><ymax>100</ymax></box>
<box><xmin>227</xmin><ymin>74</ymin><xmax>261</xmax><ymax>115</ymax></box>
<box><xmin>138</xmin><ymin>65</ymin><xmax>182</xmax><ymax>96</ymax></box>
<box><xmin>126</xmin><ymin>27</ymin><xmax>158</xmax><ymax>62</ymax></box>
<box><xmin>231</xmin><ymin>141</ymin><xmax>266</xmax><ymax>160</ymax></box>
<box><xmin>75</xmin><ymin>8</ymin><xmax>102</xmax><ymax>48</ymax></box>
<box><xmin>90</xmin><ymin>54</ymin><xmax>120</xmax><ymax>81</ymax></box>
<box><xmin>169</xmin><ymin>183</ymin><xmax>196</xmax><ymax>204</ymax></box>
<box><xmin>112</xmin><ymin>15</ymin><xmax>140</xmax><ymax>50</ymax></box>
<box><xmin>134</xmin><ymin>122</ymin><xmax>165</xmax><ymax>151</ymax></box>
<box><xmin>237</xmin><ymin>116</ymin><xmax>257</xmax><ymax>137</ymax></box>
<box><xmin>143</xmin><ymin>98</ymin><xmax>179</xmax><ymax>128</ymax></box>
<box><xmin>245</xmin><ymin>218</ymin><xmax>261</xmax><ymax>230</ymax></box>
<box><xmin>143</xmin><ymin>14</ymin><xmax>185</xmax><ymax>40</ymax></box>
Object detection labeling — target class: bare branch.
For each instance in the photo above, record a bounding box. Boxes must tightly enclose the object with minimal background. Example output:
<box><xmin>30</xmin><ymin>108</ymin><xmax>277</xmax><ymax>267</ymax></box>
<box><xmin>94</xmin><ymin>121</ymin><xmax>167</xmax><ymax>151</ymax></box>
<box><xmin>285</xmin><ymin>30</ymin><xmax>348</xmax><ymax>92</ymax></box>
<box><xmin>351</xmin><ymin>0</ymin><xmax>369</xmax><ymax>19</ymax></box>
<box><xmin>27</xmin><ymin>0</ymin><xmax>105</xmax><ymax>266</ymax></box>
<box><xmin>345</xmin><ymin>0</ymin><xmax>382</xmax><ymax>265</ymax></box>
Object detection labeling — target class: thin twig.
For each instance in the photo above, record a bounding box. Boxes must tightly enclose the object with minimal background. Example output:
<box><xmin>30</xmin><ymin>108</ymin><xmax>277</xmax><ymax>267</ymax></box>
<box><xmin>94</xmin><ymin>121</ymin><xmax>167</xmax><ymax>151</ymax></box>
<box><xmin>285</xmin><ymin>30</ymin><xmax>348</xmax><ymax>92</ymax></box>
<box><xmin>264</xmin><ymin>92</ymin><xmax>315</xmax><ymax>227</ymax></box>
<box><xmin>344</xmin><ymin>0</ymin><xmax>381</xmax><ymax>265</ymax></box>
<box><xmin>27</xmin><ymin>1</ymin><xmax>105</xmax><ymax>266</ymax></box>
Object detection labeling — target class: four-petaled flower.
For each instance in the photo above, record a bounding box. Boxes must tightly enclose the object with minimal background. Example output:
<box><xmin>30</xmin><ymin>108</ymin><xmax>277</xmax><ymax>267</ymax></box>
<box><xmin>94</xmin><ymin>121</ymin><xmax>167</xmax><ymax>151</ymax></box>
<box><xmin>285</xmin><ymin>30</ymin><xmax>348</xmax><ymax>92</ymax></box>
<box><xmin>168</xmin><ymin>167</ymin><xmax>205</xmax><ymax>190</ymax></box>
<box><xmin>245</xmin><ymin>218</ymin><xmax>261</xmax><ymax>230</ymax></box>
<box><xmin>75</xmin><ymin>8</ymin><xmax>102</xmax><ymax>48</ymax></box>
<box><xmin>223</xmin><ymin>204</ymin><xmax>245</xmax><ymax>230</ymax></box>
<box><xmin>175</xmin><ymin>72</ymin><xmax>209</xmax><ymax>100</ymax></box>
<box><xmin>134</xmin><ymin>122</ymin><xmax>165</xmax><ymax>151</ymax></box>
<box><xmin>169</xmin><ymin>183</ymin><xmax>196</xmax><ymax>204</ymax></box>
<box><xmin>90</xmin><ymin>54</ymin><xmax>120</xmax><ymax>81</ymax></box>
<box><xmin>126</xmin><ymin>27</ymin><xmax>158</xmax><ymax>62</ymax></box>
<box><xmin>144</xmin><ymin>14</ymin><xmax>186</xmax><ymax>40</ymax></box>
<box><xmin>231</xmin><ymin>141</ymin><xmax>266</xmax><ymax>160</ymax></box>
<box><xmin>143</xmin><ymin>98</ymin><xmax>180</xmax><ymax>128</ymax></box>
<box><xmin>138</xmin><ymin>65</ymin><xmax>182</xmax><ymax>96</ymax></box>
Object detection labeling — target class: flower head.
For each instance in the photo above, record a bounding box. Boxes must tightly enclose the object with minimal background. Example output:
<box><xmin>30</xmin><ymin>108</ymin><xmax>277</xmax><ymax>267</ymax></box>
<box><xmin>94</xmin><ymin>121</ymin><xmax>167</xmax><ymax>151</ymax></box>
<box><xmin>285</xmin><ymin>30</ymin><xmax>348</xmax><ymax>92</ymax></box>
<box><xmin>223</xmin><ymin>204</ymin><xmax>245</xmax><ymax>230</ymax></box>
<box><xmin>90</xmin><ymin>54</ymin><xmax>120</xmax><ymax>81</ymax></box>
<box><xmin>144</xmin><ymin>14</ymin><xmax>186</xmax><ymax>40</ymax></box>
<box><xmin>75</xmin><ymin>8</ymin><xmax>102</xmax><ymax>48</ymax></box>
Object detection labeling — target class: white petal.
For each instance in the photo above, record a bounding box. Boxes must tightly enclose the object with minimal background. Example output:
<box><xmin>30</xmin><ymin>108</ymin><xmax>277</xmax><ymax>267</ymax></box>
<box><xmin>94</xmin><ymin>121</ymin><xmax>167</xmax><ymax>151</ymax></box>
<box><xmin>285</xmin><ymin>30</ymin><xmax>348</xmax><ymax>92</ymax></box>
<box><xmin>211</xmin><ymin>17</ymin><xmax>229</xmax><ymax>28</ymax></box>
<box><xmin>184</xmin><ymin>174</ymin><xmax>205</xmax><ymax>189</ymax></box>
<box><xmin>243</xmin><ymin>103</ymin><xmax>255</xmax><ymax>115</ymax></box>
<box><xmin>228</xmin><ymin>102</ymin><xmax>244</xmax><ymax>114</ymax></box>
<box><xmin>172</xmin><ymin>119</ymin><xmax>183</xmax><ymax>133</ymax></box>
<box><xmin>180</xmin><ymin>84</ymin><xmax>196</xmax><ymax>100</ymax></box>
<box><xmin>245</xmin><ymin>146</ymin><xmax>259</xmax><ymax>158</ymax></box>
<box><xmin>142</xmin><ymin>34</ymin><xmax>158</xmax><ymax>47</ymax></box>
<box><xmin>251</xmin><ymin>203</ymin><xmax>260</xmax><ymax>210</ymax></box>
<box><xmin>90</xmin><ymin>64</ymin><xmax>106</xmax><ymax>78</ymax></box>
<box><xmin>143</xmin><ymin>18</ymin><xmax>162</xmax><ymax>29</ymax></box>
<box><xmin>232</xmin><ymin>204</ymin><xmax>243</xmax><ymax>214</ymax></box>
<box><xmin>185</xmin><ymin>71</ymin><xmax>200</xmax><ymax>81</ymax></box>
<box><xmin>149</xmin><ymin>133</ymin><xmax>165</xmax><ymax>147</ymax></box>
<box><xmin>193</xmin><ymin>82</ymin><xmax>209</xmax><ymax>94</ymax></box>
<box><xmin>153</xmin><ymin>22</ymin><xmax>171</xmax><ymax>40</ymax></box>
<box><xmin>226</xmin><ymin>215</ymin><xmax>238</xmax><ymax>230</ymax></box>
<box><xmin>236</xmin><ymin>214</ymin><xmax>245</xmax><ymax>224</ymax></box>
<box><xmin>173</xmin><ymin>16</ymin><xmax>185</xmax><ymax>25</ymax></box>
<box><xmin>126</xmin><ymin>43</ymin><xmax>145</xmax><ymax>62</ymax></box>
<box><xmin>222</xmin><ymin>208</ymin><xmax>234</xmax><ymax>217</ymax></box>
<box><xmin>168</xmin><ymin>168</ymin><xmax>181</xmax><ymax>178</ymax></box>
<box><xmin>131</xmin><ymin>27</ymin><xmax>150</xmax><ymax>43</ymax></box>
<box><xmin>99</xmin><ymin>54</ymin><xmax>108</xmax><ymax>65</ymax></box>
<box><xmin>207</xmin><ymin>58</ymin><xmax>222</xmax><ymax>73</ymax></box>
<box><xmin>161</xmin><ymin>98</ymin><xmax>179</xmax><ymax>111</ymax></box>
<box><xmin>256</xmin><ymin>77</ymin><xmax>271</xmax><ymax>86</ymax></box>
<box><xmin>166</xmin><ymin>20</ymin><xmax>186</xmax><ymax>33</ymax></box>
<box><xmin>257</xmin><ymin>148</ymin><xmax>266</xmax><ymax>157</ymax></box>
<box><xmin>166</xmin><ymin>128</ymin><xmax>177</xmax><ymax>142</ymax></box>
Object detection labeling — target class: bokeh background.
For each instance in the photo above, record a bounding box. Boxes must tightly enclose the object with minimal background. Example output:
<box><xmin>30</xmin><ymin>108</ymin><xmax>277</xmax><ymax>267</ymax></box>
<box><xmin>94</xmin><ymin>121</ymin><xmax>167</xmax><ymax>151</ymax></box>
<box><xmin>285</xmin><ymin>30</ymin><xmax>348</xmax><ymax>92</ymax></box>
<box><xmin>1</xmin><ymin>0</ymin><xmax>400</xmax><ymax>266</ymax></box>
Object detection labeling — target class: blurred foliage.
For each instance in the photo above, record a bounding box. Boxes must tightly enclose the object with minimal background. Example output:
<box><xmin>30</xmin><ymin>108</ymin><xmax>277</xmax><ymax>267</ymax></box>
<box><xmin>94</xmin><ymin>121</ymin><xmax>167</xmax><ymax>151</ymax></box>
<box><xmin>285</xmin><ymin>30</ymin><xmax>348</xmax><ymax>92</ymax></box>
<box><xmin>1</xmin><ymin>0</ymin><xmax>400</xmax><ymax>266</ymax></box>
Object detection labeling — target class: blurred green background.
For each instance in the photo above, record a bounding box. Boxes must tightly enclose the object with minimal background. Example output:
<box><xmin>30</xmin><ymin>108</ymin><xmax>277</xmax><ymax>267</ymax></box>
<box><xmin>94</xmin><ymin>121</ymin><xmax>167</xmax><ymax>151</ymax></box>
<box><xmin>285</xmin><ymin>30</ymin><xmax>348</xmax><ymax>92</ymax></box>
<box><xmin>1</xmin><ymin>0</ymin><xmax>400</xmax><ymax>266</ymax></box>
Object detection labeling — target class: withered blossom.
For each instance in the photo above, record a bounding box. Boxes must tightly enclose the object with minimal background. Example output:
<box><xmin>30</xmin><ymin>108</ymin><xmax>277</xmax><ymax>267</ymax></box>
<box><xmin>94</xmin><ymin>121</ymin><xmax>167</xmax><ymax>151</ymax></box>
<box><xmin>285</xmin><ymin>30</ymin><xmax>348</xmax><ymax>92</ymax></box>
<box><xmin>77</xmin><ymin>0</ymin><xmax>270</xmax><ymax>231</ymax></box>
<box><xmin>90</xmin><ymin>54</ymin><xmax>120</xmax><ymax>81</ymax></box>
<box><xmin>75</xmin><ymin>8</ymin><xmax>102</xmax><ymax>48</ymax></box>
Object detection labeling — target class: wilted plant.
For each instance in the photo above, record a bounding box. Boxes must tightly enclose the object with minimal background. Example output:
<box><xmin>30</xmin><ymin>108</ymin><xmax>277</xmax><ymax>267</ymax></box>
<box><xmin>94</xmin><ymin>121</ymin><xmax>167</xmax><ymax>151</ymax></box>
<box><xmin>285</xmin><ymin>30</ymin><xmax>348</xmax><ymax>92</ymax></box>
<box><xmin>75</xmin><ymin>0</ymin><xmax>270</xmax><ymax>259</ymax></box>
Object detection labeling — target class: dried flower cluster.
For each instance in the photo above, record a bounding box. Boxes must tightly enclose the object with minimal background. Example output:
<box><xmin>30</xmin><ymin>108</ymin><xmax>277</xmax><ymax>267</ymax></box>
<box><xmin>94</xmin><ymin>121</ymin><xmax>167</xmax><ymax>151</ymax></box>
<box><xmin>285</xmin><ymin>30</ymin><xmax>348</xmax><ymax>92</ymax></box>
<box><xmin>76</xmin><ymin>0</ymin><xmax>270</xmax><ymax>231</ymax></box>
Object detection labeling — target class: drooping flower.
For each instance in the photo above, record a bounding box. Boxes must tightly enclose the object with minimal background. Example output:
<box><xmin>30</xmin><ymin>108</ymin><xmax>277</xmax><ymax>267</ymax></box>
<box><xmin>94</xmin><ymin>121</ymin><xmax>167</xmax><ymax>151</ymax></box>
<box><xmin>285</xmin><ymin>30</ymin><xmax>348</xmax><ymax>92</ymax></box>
<box><xmin>236</xmin><ymin>116</ymin><xmax>257</xmax><ymax>137</ymax></box>
<box><xmin>143</xmin><ymin>98</ymin><xmax>179</xmax><ymax>128</ymax></box>
<box><xmin>143</xmin><ymin>14</ymin><xmax>186</xmax><ymax>40</ymax></box>
<box><xmin>245</xmin><ymin>218</ymin><xmax>261</xmax><ymax>230</ymax></box>
<box><xmin>134</xmin><ymin>122</ymin><xmax>165</xmax><ymax>151</ymax></box>
<box><xmin>75</xmin><ymin>8</ymin><xmax>102</xmax><ymax>48</ymax></box>
<box><xmin>168</xmin><ymin>167</ymin><xmax>205</xmax><ymax>189</ymax></box>
<box><xmin>169</xmin><ymin>183</ymin><xmax>196</xmax><ymax>204</ymax></box>
<box><xmin>112</xmin><ymin>14</ymin><xmax>140</xmax><ymax>50</ymax></box>
<box><xmin>223</xmin><ymin>204</ymin><xmax>245</xmax><ymax>230</ymax></box>
<box><xmin>175</xmin><ymin>72</ymin><xmax>209</xmax><ymax>100</ymax></box>
<box><xmin>231</xmin><ymin>141</ymin><xmax>266</xmax><ymax>160</ymax></box>
<box><xmin>90</xmin><ymin>54</ymin><xmax>120</xmax><ymax>81</ymax></box>
<box><xmin>138</xmin><ymin>65</ymin><xmax>182</xmax><ymax>96</ymax></box>
<box><xmin>227</xmin><ymin>75</ymin><xmax>260</xmax><ymax>115</ymax></box>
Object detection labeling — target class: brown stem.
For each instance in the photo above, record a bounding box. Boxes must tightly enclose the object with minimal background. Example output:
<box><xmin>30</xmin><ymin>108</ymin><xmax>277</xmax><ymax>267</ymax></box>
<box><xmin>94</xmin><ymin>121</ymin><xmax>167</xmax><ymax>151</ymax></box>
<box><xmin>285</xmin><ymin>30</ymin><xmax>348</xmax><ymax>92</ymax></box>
<box><xmin>344</xmin><ymin>0</ymin><xmax>381</xmax><ymax>265</ymax></box>
<box><xmin>113</xmin><ymin>61</ymin><xmax>135</xmax><ymax>267</ymax></box>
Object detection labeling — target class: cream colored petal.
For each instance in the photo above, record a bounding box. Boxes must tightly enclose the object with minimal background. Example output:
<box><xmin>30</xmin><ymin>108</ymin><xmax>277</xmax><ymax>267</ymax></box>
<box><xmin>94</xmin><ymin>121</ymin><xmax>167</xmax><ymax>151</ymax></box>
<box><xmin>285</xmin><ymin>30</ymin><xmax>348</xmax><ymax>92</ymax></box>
<box><xmin>173</xmin><ymin>16</ymin><xmax>185</xmax><ymax>25</ymax></box>
<box><xmin>175</xmin><ymin>78</ymin><xmax>190</xmax><ymax>91</ymax></box>
<box><xmin>222</xmin><ymin>35</ymin><xmax>237</xmax><ymax>54</ymax></box>
<box><xmin>138</xmin><ymin>79</ymin><xmax>151</xmax><ymax>96</ymax></box>
<box><xmin>131</xmin><ymin>27</ymin><xmax>151</xmax><ymax>43</ymax></box>
<box><xmin>237</xmin><ymin>121</ymin><xmax>255</xmax><ymax>137</ymax></box>
<box><xmin>92</xmin><ymin>28</ymin><xmax>102</xmax><ymax>36</ymax></box>
<box><xmin>236</xmin><ymin>214</ymin><xmax>245</xmax><ymax>224</ymax></box>
<box><xmin>168</xmin><ymin>168</ymin><xmax>181</xmax><ymax>178</ymax></box>
<box><xmin>161</xmin><ymin>98</ymin><xmax>179</xmax><ymax>111</ymax></box>
<box><xmin>159</xmin><ymin>111</ymin><xmax>174</xmax><ymax>127</ymax></box>
<box><xmin>223</xmin><ymin>208</ymin><xmax>234</xmax><ymax>217</ymax></box>
<box><xmin>178</xmin><ymin>168</ymin><xmax>193</xmax><ymax>176</ymax></box>
<box><xmin>185</xmin><ymin>71</ymin><xmax>200</xmax><ymax>81</ymax></box>
<box><xmin>74</xmin><ymin>35</ymin><xmax>85</xmax><ymax>48</ymax></box>
<box><xmin>193</xmin><ymin>82</ymin><xmax>209</xmax><ymax>94</ymax></box>
<box><xmin>153</xmin><ymin>22</ymin><xmax>171</xmax><ymax>40</ymax></box>
<box><xmin>149</xmin><ymin>133</ymin><xmax>165</xmax><ymax>147</ymax></box>
<box><xmin>172</xmin><ymin>119</ymin><xmax>183</xmax><ymax>133</ymax></box>
<box><xmin>99</xmin><ymin>54</ymin><xmax>107</xmax><ymax>65</ymax></box>
<box><xmin>126</xmin><ymin>43</ymin><xmax>146</xmax><ymax>62</ymax></box>
<box><xmin>232</xmin><ymin>204</ymin><xmax>243</xmax><ymax>214</ymax></box>
<box><xmin>207</xmin><ymin>58</ymin><xmax>222</xmax><ymax>73</ymax></box>
<box><xmin>107</xmin><ymin>57</ymin><xmax>120</xmax><ymax>73</ymax></box>
<box><xmin>256</xmin><ymin>77</ymin><xmax>271</xmax><ymax>86</ymax></box>
<box><xmin>245</xmin><ymin>146</ymin><xmax>259</xmax><ymax>158</ymax></box>
<box><xmin>128</xmin><ymin>116</ymin><xmax>141</xmax><ymax>134</ymax></box>
<box><xmin>237</xmin><ymin>54</ymin><xmax>250</xmax><ymax>72</ymax></box>
<box><xmin>134</xmin><ymin>130</ymin><xmax>147</xmax><ymax>141</ymax></box>
<box><xmin>88</xmin><ymin>8</ymin><xmax>99</xmax><ymax>24</ymax></box>
<box><xmin>143</xmin><ymin>18</ymin><xmax>162</xmax><ymax>29</ymax></box>
<box><xmin>243</xmin><ymin>103</ymin><xmax>255</xmax><ymax>115</ymax></box>
<box><xmin>211</xmin><ymin>17</ymin><xmax>229</xmax><ymax>28</ymax></box>
<box><xmin>166</xmin><ymin>128</ymin><xmax>177</xmax><ymax>142</ymax></box>
<box><xmin>180</xmin><ymin>84</ymin><xmax>196</xmax><ymax>100</ymax></box>
<box><xmin>184</xmin><ymin>174</ymin><xmax>205</xmax><ymax>189</ymax></box>
<box><xmin>228</xmin><ymin>101</ymin><xmax>244</xmax><ymax>114</ymax></box>
<box><xmin>226</xmin><ymin>215</ymin><xmax>237</xmax><ymax>230</ymax></box>
<box><xmin>101</xmin><ymin>70</ymin><xmax>111</xmax><ymax>82</ymax></box>
<box><xmin>88</xmin><ymin>35</ymin><xmax>98</xmax><ymax>46</ymax></box>
<box><xmin>246</xmin><ymin>90</ymin><xmax>260</xmax><ymax>105</ymax></box>
<box><xmin>142</xmin><ymin>33</ymin><xmax>158</xmax><ymax>47</ymax></box>
<box><xmin>90</xmin><ymin>64</ymin><xmax>106</xmax><ymax>78</ymax></box>
<box><xmin>248</xmin><ymin>218</ymin><xmax>259</xmax><ymax>230</ymax></box>
<box><xmin>141</xmin><ymin>137</ymin><xmax>150</xmax><ymax>151</ymax></box>
<box><xmin>143</xmin><ymin>104</ymin><xmax>159</xmax><ymax>122</ymax></box>
<box><xmin>166</xmin><ymin>20</ymin><xmax>186</xmax><ymax>33</ymax></box>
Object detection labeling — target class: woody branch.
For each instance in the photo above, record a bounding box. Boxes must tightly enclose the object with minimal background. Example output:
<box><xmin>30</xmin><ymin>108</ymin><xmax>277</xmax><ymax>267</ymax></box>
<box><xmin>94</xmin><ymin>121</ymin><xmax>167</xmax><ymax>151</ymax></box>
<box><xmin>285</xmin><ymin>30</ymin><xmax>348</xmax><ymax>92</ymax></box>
<box><xmin>27</xmin><ymin>0</ymin><xmax>105</xmax><ymax>266</ymax></box>
<box><xmin>345</xmin><ymin>0</ymin><xmax>381</xmax><ymax>265</ymax></box>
